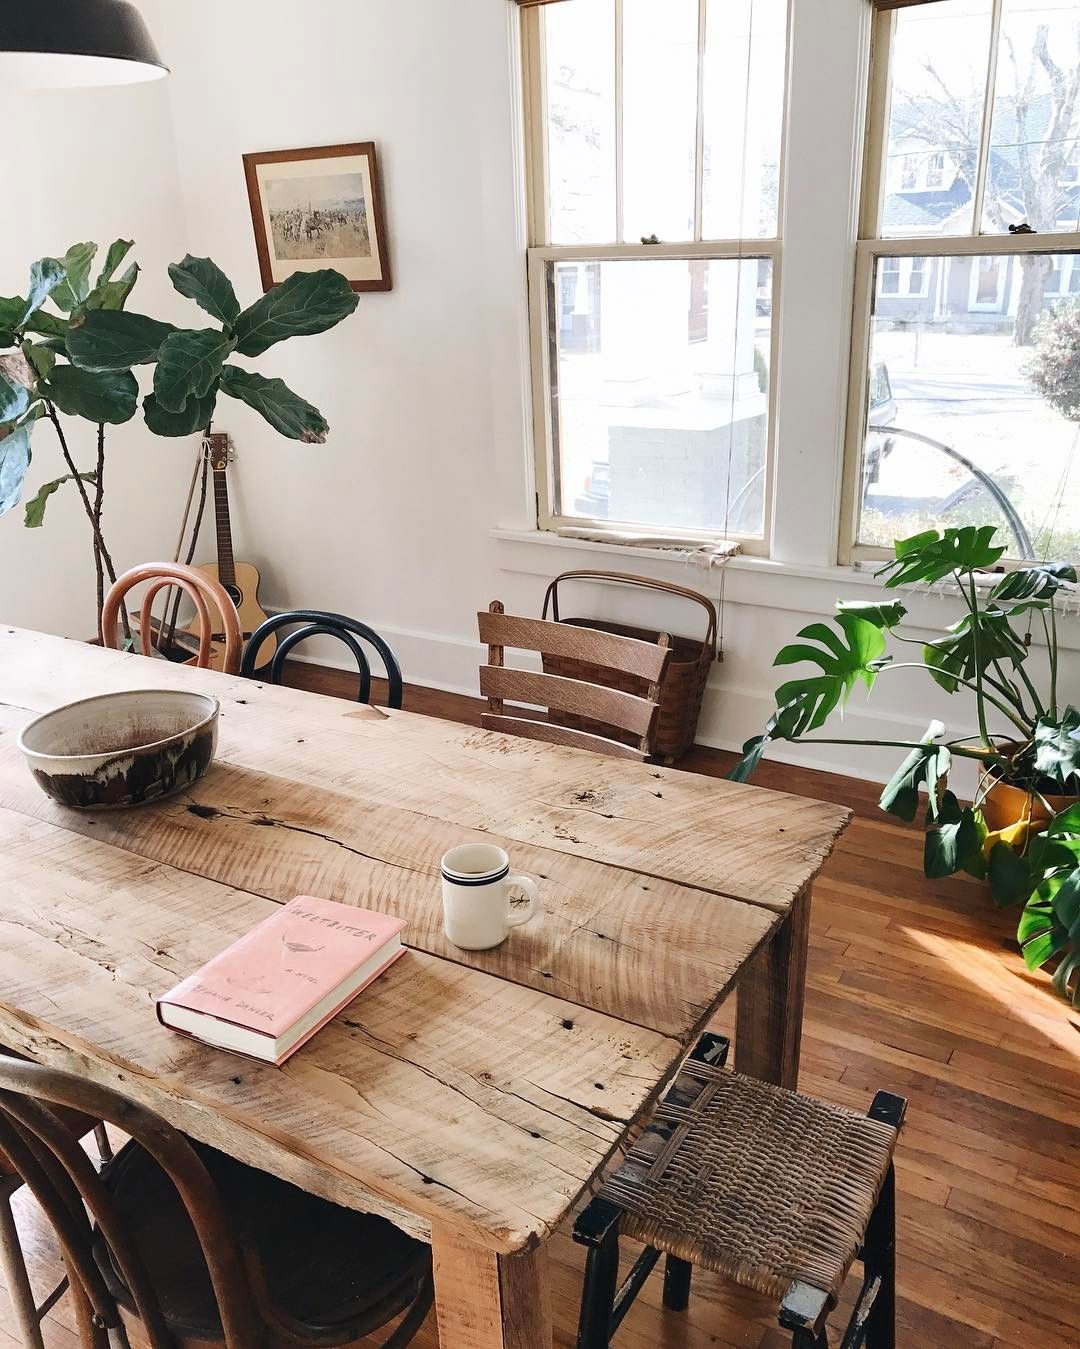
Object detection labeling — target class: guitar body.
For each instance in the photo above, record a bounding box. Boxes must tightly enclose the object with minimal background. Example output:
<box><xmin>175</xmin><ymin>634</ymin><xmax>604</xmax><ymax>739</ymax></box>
<box><xmin>185</xmin><ymin>435</ymin><xmax>276</xmax><ymax>674</ymax></box>
<box><xmin>187</xmin><ymin>561</ymin><xmax>276</xmax><ymax>673</ymax></box>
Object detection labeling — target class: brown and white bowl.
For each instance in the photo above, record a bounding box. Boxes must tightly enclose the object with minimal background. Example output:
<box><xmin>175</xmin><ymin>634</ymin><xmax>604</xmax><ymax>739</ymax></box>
<box><xmin>17</xmin><ymin>690</ymin><xmax>220</xmax><ymax>810</ymax></box>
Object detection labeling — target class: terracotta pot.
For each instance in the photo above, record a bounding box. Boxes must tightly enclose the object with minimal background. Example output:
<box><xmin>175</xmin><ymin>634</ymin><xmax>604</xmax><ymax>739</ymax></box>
<box><xmin>981</xmin><ymin>776</ymin><xmax>1079</xmax><ymax>834</ymax></box>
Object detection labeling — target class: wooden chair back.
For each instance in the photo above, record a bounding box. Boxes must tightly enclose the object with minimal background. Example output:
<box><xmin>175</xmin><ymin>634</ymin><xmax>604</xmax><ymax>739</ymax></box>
<box><xmin>477</xmin><ymin>601</ymin><xmax>671</xmax><ymax>760</ymax></box>
<box><xmin>0</xmin><ymin>1054</ymin><xmax>261</xmax><ymax>1349</ymax></box>
<box><xmin>101</xmin><ymin>562</ymin><xmax>243</xmax><ymax>675</ymax></box>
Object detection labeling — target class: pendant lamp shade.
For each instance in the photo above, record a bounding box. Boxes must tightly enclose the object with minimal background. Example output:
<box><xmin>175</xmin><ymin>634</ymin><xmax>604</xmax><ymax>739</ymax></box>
<box><xmin>0</xmin><ymin>0</ymin><xmax>167</xmax><ymax>88</ymax></box>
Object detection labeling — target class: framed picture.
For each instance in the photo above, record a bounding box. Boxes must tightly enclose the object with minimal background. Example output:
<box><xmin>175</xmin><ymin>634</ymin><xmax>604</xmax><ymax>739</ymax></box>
<box><xmin>243</xmin><ymin>142</ymin><xmax>392</xmax><ymax>293</ymax></box>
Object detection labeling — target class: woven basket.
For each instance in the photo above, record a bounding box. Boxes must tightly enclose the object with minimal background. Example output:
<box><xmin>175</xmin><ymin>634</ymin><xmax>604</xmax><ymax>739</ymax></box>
<box><xmin>541</xmin><ymin>570</ymin><xmax>718</xmax><ymax>763</ymax></box>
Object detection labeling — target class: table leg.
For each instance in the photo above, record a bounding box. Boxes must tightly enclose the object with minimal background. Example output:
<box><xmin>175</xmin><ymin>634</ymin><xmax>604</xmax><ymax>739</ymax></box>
<box><xmin>735</xmin><ymin>883</ymin><xmax>812</xmax><ymax>1088</ymax></box>
<box><xmin>431</xmin><ymin>1224</ymin><xmax>552</xmax><ymax>1349</ymax></box>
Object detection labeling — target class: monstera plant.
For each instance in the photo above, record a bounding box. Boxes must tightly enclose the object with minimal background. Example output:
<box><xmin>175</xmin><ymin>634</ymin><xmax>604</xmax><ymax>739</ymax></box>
<box><xmin>732</xmin><ymin>524</ymin><xmax>1079</xmax><ymax>899</ymax></box>
<box><xmin>0</xmin><ymin>240</ymin><xmax>357</xmax><ymax>629</ymax></box>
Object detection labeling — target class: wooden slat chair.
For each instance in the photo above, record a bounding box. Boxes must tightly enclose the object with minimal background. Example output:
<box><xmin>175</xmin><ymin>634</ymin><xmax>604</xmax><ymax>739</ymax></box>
<box><xmin>0</xmin><ymin>1055</ymin><xmax>433</xmax><ymax>1349</ymax></box>
<box><xmin>477</xmin><ymin>602</ymin><xmax>671</xmax><ymax>761</ymax></box>
<box><xmin>0</xmin><ymin>1049</ymin><xmax>112</xmax><ymax>1349</ymax></box>
<box><xmin>101</xmin><ymin>562</ymin><xmax>244</xmax><ymax>676</ymax></box>
<box><xmin>575</xmin><ymin>1034</ymin><xmax>906</xmax><ymax>1349</ymax></box>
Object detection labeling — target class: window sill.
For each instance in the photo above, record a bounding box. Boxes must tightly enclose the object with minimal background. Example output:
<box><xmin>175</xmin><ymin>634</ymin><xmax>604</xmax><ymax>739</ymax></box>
<box><xmin>491</xmin><ymin>527</ymin><xmax>1080</xmax><ymax>645</ymax></box>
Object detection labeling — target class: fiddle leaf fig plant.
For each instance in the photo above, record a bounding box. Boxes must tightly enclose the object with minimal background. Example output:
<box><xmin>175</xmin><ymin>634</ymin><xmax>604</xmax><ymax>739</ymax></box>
<box><xmin>0</xmin><ymin>242</ymin><xmax>359</xmax><ymax>633</ymax></box>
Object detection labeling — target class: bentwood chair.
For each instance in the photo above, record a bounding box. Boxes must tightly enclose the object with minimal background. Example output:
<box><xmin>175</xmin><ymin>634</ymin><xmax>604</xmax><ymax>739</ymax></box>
<box><xmin>478</xmin><ymin>602</ymin><xmax>671</xmax><ymax>760</ymax></box>
<box><xmin>0</xmin><ymin>1054</ymin><xmax>433</xmax><ymax>1349</ymax></box>
<box><xmin>101</xmin><ymin>562</ymin><xmax>244</xmax><ymax>675</ymax></box>
<box><xmin>242</xmin><ymin>610</ymin><xmax>405</xmax><ymax>709</ymax></box>
<box><xmin>0</xmin><ymin>1051</ymin><xmax>112</xmax><ymax>1349</ymax></box>
<box><xmin>574</xmin><ymin>1034</ymin><xmax>906</xmax><ymax>1349</ymax></box>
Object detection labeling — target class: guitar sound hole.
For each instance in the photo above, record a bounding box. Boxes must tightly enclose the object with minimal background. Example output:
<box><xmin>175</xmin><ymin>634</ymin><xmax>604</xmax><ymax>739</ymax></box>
<box><xmin>225</xmin><ymin>585</ymin><xmax>243</xmax><ymax>606</ymax></box>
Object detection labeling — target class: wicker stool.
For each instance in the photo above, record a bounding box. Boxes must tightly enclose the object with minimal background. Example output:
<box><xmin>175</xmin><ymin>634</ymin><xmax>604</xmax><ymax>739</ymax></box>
<box><xmin>574</xmin><ymin>1034</ymin><xmax>906</xmax><ymax>1349</ymax></box>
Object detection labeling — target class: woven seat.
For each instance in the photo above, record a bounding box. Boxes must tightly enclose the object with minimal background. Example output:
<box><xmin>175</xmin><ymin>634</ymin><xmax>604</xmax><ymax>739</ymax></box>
<box><xmin>574</xmin><ymin>1034</ymin><xmax>906</xmax><ymax>1348</ymax></box>
<box><xmin>600</xmin><ymin>1059</ymin><xmax>900</xmax><ymax>1301</ymax></box>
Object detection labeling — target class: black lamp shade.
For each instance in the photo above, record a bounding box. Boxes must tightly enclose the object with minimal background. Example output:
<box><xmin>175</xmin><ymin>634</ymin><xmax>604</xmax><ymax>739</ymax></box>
<box><xmin>0</xmin><ymin>0</ymin><xmax>167</xmax><ymax>87</ymax></box>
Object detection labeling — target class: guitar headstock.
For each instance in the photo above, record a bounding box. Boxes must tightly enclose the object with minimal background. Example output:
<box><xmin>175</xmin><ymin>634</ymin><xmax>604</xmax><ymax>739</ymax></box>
<box><xmin>204</xmin><ymin>432</ymin><xmax>234</xmax><ymax>473</ymax></box>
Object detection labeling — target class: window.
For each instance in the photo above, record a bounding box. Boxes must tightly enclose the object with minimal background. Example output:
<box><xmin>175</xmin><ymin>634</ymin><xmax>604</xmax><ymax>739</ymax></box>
<box><xmin>523</xmin><ymin>0</ymin><xmax>789</xmax><ymax>549</ymax></box>
<box><xmin>846</xmin><ymin>0</ymin><xmax>1080</xmax><ymax>564</ymax></box>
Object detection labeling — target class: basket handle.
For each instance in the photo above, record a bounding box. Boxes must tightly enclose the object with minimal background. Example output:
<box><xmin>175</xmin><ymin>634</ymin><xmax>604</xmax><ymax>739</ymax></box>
<box><xmin>542</xmin><ymin>569</ymin><xmax>718</xmax><ymax>658</ymax></box>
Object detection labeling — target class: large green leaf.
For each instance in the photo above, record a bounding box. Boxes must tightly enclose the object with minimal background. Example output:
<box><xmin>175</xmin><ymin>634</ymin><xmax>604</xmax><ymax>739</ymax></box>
<box><xmin>0</xmin><ymin>259</ymin><xmax>66</xmax><ymax>336</ymax></box>
<box><xmin>95</xmin><ymin>239</ymin><xmax>134</xmax><ymax>288</ymax></box>
<box><xmin>23</xmin><ymin>470</ymin><xmax>98</xmax><ymax>528</ymax></box>
<box><xmin>987</xmin><ymin>840</ymin><xmax>1036</xmax><ymax>907</ymax></box>
<box><xmin>0</xmin><ymin>425</ymin><xmax>32</xmax><ymax>516</ymax></box>
<box><xmin>232</xmin><ymin>270</ymin><xmax>358</xmax><ymax>357</ymax></box>
<box><xmin>23</xmin><ymin>309</ymin><xmax>70</xmax><ymax>339</ymax></box>
<box><xmin>0</xmin><ymin>363</ymin><xmax>31</xmax><ymax>424</ymax></box>
<box><xmin>771</xmin><ymin>610</ymin><xmax>888</xmax><ymax>736</ymax></box>
<box><xmin>77</xmin><ymin>262</ymin><xmax>140</xmax><ymax>317</ymax></box>
<box><xmin>219</xmin><ymin>365</ymin><xmax>329</xmax><ymax>442</ymax></box>
<box><xmin>835</xmin><ymin>599</ymin><xmax>908</xmax><ymax>628</ymax></box>
<box><xmin>66</xmin><ymin>310</ymin><xmax>176</xmax><ymax>372</ymax></box>
<box><xmin>923</xmin><ymin>610</ymin><xmax>1029</xmax><ymax>693</ymax></box>
<box><xmin>143</xmin><ymin>387</ymin><xmax>218</xmax><ymax>437</ymax></box>
<box><xmin>924</xmin><ymin>791</ymin><xmax>982</xmax><ymax>878</ymax></box>
<box><xmin>879</xmin><ymin>724</ymin><xmax>950</xmax><ymax>822</ymax></box>
<box><xmin>49</xmin><ymin>242</ymin><xmax>98</xmax><ymax>313</ymax></box>
<box><xmin>990</xmin><ymin>563</ymin><xmax>1077</xmax><ymax>611</ymax></box>
<box><xmin>169</xmin><ymin>255</ymin><xmax>241</xmax><ymax>327</ymax></box>
<box><xmin>39</xmin><ymin>366</ymin><xmax>138</xmax><ymax>424</ymax></box>
<box><xmin>1032</xmin><ymin>707</ymin><xmax>1080</xmax><ymax>790</ymax></box>
<box><xmin>23</xmin><ymin>341</ymin><xmax>55</xmax><ymax>381</ymax></box>
<box><xmin>153</xmin><ymin>329</ymin><xmax>236</xmax><ymax>413</ymax></box>
<box><xmin>878</xmin><ymin>526</ymin><xmax>1006</xmax><ymax>589</ymax></box>
<box><xmin>0</xmin><ymin>297</ymin><xmax>26</xmax><ymax>331</ymax></box>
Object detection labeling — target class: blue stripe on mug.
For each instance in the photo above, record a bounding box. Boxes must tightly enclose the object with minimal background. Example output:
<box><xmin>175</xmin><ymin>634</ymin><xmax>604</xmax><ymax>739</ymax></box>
<box><xmin>441</xmin><ymin>864</ymin><xmax>510</xmax><ymax>887</ymax></box>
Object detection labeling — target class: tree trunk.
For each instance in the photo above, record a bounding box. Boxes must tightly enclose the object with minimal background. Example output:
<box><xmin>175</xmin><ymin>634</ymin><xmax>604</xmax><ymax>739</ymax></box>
<box><xmin>1014</xmin><ymin>254</ymin><xmax>1053</xmax><ymax>347</ymax></box>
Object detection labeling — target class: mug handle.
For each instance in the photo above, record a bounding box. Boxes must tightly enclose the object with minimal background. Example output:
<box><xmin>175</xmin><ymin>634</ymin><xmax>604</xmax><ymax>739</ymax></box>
<box><xmin>505</xmin><ymin>873</ymin><xmax>541</xmax><ymax>927</ymax></box>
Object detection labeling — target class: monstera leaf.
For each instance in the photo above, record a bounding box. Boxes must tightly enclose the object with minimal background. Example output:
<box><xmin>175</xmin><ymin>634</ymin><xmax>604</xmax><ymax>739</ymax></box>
<box><xmin>771</xmin><ymin>609</ymin><xmax>889</xmax><ymax>737</ymax></box>
<box><xmin>24</xmin><ymin>470</ymin><xmax>99</xmax><ymax>528</ymax></box>
<box><xmin>924</xmin><ymin>790</ymin><xmax>983</xmax><ymax>879</ymax></box>
<box><xmin>0</xmin><ymin>425</ymin><xmax>32</xmax><ymax>517</ymax></box>
<box><xmin>924</xmin><ymin>610</ymin><xmax>1029</xmax><ymax>693</ymax></box>
<box><xmin>879</xmin><ymin>722</ymin><xmax>950</xmax><ymax>822</ymax></box>
<box><xmin>169</xmin><ymin>255</ymin><xmax>241</xmax><ymax>327</ymax></box>
<box><xmin>39</xmin><ymin>367</ymin><xmax>139</xmax><ymax>425</ymax></box>
<box><xmin>143</xmin><ymin>388</ymin><xmax>218</xmax><ymax>437</ymax></box>
<box><xmin>153</xmin><ymin>329</ymin><xmax>236</xmax><ymax>412</ymax></box>
<box><xmin>232</xmin><ymin>270</ymin><xmax>358</xmax><ymax>357</ymax></box>
<box><xmin>1032</xmin><ymin>708</ymin><xmax>1080</xmax><ymax>789</ymax></box>
<box><xmin>219</xmin><ymin>365</ymin><xmax>329</xmax><ymax>442</ymax></box>
<box><xmin>67</xmin><ymin>310</ymin><xmax>176</xmax><ymax>372</ymax></box>
<box><xmin>989</xmin><ymin>563</ymin><xmax>1077</xmax><ymax>612</ymax></box>
<box><xmin>877</xmin><ymin>526</ymin><xmax>1006</xmax><ymax>588</ymax></box>
<box><xmin>49</xmin><ymin>243</ymin><xmax>98</xmax><ymax>314</ymax></box>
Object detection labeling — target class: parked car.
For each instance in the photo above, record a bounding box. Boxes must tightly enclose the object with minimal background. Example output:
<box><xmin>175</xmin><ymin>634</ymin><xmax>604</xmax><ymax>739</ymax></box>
<box><xmin>864</xmin><ymin>361</ymin><xmax>897</xmax><ymax>486</ymax></box>
<box><xmin>573</xmin><ymin>459</ymin><xmax>611</xmax><ymax>518</ymax></box>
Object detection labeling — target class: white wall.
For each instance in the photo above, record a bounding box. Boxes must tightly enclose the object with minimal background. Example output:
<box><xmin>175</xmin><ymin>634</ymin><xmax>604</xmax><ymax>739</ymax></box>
<box><xmin>0</xmin><ymin>0</ymin><xmax>194</xmax><ymax>637</ymax></box>
<box><xmin>2</xmin><ymin>0</ymin><xmax>1074</xmax><ymax>787</ymax></box>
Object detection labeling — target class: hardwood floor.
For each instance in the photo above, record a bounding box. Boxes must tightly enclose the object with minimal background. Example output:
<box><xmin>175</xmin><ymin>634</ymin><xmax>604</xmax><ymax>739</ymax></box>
<box><xmin>3</xmin><ymin>668</ymin><xmax>1077</xmax><ymax>1348</ymax></box>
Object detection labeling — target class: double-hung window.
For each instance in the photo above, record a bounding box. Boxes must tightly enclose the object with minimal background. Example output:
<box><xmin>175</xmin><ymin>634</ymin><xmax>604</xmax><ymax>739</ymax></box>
<box><xmin>846</xmin><ymin>0</ymin><xmax>1080</xmax><ymax>564</ymax></box>
<box><xmin>522</xmin><ymin>0</ymin><xmax>790</xmax><ymax>553</ymax></box>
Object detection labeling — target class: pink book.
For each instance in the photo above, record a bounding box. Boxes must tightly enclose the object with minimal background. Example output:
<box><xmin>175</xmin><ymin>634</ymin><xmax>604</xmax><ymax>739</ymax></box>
<box><xmin>157</xmin><ymin>897</ymin><xmax>407</xmax><ymax>1066</ymax></box>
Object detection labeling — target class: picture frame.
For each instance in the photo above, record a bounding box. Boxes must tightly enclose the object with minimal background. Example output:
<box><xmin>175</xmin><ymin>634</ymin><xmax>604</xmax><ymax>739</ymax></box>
<box><xmin>242</xmin><ymin>142</ymin><xmax>392</xmax><ymax>293</ymax></box>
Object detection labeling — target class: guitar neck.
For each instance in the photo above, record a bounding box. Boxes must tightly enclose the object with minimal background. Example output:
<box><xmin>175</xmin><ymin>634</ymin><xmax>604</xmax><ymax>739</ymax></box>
<box><xmin>211</xmin><ymin>462</ymin><xmax>237</xmax><ymax>588</ymax></box>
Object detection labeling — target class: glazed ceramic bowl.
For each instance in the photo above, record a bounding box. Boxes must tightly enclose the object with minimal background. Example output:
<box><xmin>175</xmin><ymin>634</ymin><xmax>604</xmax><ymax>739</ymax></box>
<box><xmin>17</xmin><ymin>690</ymin><xmax>220</xmax><ymax>810</ymax></box>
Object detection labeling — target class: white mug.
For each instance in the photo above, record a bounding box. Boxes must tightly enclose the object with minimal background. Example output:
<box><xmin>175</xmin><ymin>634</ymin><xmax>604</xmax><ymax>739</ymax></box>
<box><xmin>440</xmin><ymin>843</ymin><xmax>542</xmax><ymax>950</ymax></box>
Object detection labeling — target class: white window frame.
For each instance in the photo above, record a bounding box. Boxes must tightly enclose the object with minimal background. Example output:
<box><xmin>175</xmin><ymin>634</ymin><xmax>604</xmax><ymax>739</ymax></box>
<box><xmin>520</xmin><ymin>1</ymin><xmax>791</xmax><ymax>557</ymax></box>
<box><xmin>840</xmin><ymin>2</ymin><xmax>1080</xmax><ymax>565</ymax></box>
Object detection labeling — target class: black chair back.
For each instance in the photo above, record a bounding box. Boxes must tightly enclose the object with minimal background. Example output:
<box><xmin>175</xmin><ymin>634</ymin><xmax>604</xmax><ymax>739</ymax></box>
<box><xmin>242</xmin><ymin>611</ymin><xmax>404</xmax><ymax>709</ymax></box>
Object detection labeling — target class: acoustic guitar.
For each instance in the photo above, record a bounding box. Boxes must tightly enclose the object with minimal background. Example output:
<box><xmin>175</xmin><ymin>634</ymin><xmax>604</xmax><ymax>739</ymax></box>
<box><xmin>187</xmin><ymin>433</ymin><xmax>275</xmax><ymax>671</ymax></box>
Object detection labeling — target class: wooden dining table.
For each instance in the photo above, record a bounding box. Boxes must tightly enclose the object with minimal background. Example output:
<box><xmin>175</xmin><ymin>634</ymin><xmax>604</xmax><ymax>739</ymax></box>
<box><xmin>0</xmin><ymin>626</ymin><xmax>850</xmax><ymax>1349</ymax></box>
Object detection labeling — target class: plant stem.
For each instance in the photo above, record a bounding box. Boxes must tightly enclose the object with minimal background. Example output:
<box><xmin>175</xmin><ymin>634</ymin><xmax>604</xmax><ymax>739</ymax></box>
<box><xmin>883</xmin><ymin>661</ymin><xmax>1030</xmax><ymax>735</ymax></box>
<box><xmin>1015</xmin><ymin>660</ymin><xmax>1047</xmax><ymax>720</ymax></box>
<box><xmin>792</xmin><ymin>735</ymin><xmax>1001</xmax><ymax>762</ymax></box>
<box><xmin>46</xmin><ymin>405</ymin><xmax>129</xmax><ymax>639</ymax></box>
<box><xmin>1049</xmin><ymin>597</ymin><xmax>1059</xmax><ymax>719</ymax></box>
<box><xmin>93</xmin><ymin>424</ymin><xmax>105</xmax><ymax>626</ymax></box>
<box><xmin>964</xmin><ymin>567</ymin><xmax>993</xmax><ymax>749</ymax></box>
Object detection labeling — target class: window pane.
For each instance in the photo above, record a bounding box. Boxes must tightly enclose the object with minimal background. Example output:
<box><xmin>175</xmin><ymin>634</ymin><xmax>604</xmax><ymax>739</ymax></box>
<box><xmin>982</xmin><ymin>1</ymin><xmax>1080</xmax><ymax>234</ymax></box>
<box><xmin>545</xmin><ymin>0</ymin><xmax>616</xmax><ymax>245</ymax></box>
<box><xmin>550</xmin><ymin>258</ymin><xmax>772</xmax><ymax>537</ymax></box>
<box><xmin>856</xmin><ymin>252</ymin><xmax>1080</xmax><ymax>560</ymax></box>
<box><xmin>622</xmin><ymin>0</ymin><xmax>698</xmax><ymax>243</ymax></box>
<box><xmin>701</xmin><ymin>0</ymin><xmax>788</xmax><ymax>239</ymax></box>
<box><xmin>881</xmin><ymin>0</ymin><xmax>994</xmax><ymax>239</ymax></box>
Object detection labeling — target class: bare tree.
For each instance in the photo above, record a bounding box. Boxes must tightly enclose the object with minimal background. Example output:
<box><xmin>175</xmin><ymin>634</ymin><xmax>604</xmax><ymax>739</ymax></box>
<box><xmin>894</xmin><ymin>20</ymin><xmax>1080</xmax><ymax>344</ymax></box>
